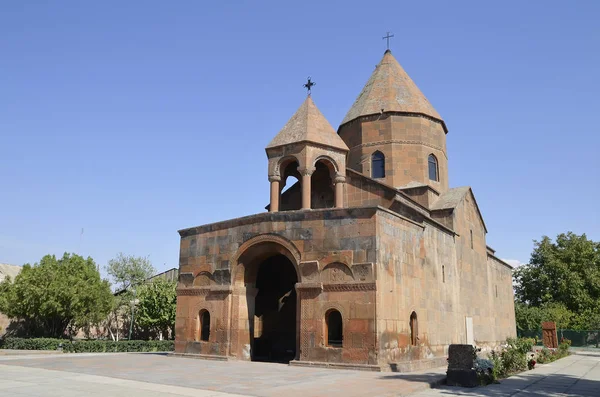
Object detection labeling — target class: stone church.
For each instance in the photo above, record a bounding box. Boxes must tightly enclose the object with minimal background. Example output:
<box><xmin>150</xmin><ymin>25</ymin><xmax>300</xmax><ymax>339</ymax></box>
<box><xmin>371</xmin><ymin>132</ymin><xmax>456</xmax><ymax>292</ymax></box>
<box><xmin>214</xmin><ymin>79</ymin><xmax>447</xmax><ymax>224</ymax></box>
<box><xmin>175</xmin><ymin>50</ymin><xmax>516</xmax><ymax>371</ymax></box>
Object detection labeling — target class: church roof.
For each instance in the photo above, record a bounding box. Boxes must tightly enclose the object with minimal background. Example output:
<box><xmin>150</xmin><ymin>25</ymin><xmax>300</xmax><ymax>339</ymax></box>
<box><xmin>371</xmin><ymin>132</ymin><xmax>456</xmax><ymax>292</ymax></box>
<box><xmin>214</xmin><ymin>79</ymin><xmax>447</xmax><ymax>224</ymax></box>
<box><xmin>431</xmin><ymin>186</ymin><xmax>487</xmax><ymax>233</ymax></box>
<box><xmin>341</xmin><ymin>50</ymin><xmax>443</xmax><ymax>127</ymax></box>
<box><xmin>267</xmin><ymin>96</ymin><xmax>349</xmax><ymax>151</ymax></box>
<box><xmin>430</xmin><ymin>187</ymin><xmax>471</xmax><ymax>211</ymax></box>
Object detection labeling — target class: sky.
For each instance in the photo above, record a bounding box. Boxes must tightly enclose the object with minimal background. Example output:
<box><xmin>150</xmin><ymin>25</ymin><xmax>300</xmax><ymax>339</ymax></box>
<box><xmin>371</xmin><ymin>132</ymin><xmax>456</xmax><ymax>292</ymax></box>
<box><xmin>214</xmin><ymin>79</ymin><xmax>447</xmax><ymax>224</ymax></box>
<box><xmin>1</xmin><ymin>1</ymin><xmax>599</xmax><ymax>277</ymax></box>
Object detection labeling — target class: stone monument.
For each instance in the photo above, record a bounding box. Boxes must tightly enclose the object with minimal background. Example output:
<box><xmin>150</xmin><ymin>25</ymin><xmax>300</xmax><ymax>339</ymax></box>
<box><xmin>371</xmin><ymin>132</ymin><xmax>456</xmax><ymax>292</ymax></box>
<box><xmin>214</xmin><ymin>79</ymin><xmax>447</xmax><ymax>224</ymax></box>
<box><xmin>446</xmin><ymin>344</ymin><xmax>478</xmax><ymax>387</ymax></box>
<box><xmin>542</xmin><ymin>321</ymin><xmax>558</xmax><ymax>348</ymax></box>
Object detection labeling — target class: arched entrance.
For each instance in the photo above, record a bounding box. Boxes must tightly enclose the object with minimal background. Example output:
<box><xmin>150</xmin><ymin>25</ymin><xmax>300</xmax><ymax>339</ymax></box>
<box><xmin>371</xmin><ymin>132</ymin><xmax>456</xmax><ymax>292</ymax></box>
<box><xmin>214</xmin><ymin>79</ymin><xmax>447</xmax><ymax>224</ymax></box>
<box><xmin>252</xmin><ymin>254</ymin><xmax>297</xmax><ymax>362</ymax></box>
<box><xmin>232</xmin><ymin>237</ymin><xmax>300</xmax><ymax>363</ymax></box>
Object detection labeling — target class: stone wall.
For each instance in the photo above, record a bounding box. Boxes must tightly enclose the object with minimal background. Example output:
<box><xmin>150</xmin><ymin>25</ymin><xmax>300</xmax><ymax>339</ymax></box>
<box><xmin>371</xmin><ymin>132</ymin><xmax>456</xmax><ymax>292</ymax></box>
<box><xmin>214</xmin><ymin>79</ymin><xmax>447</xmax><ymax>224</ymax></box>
<box><xmin>346</xmin><ymin>170</ymin><xmax>396</xmax><ymax>208</ymax></box>
<box><xmin>338</xmin><ymin>114</ymin><xmax>448</xmax><ymax>191</ymax></box>
<box><xmin>375</xmin><ymin>209</ymin><xmax>457</xmax><ymax>369</ymax></box>
<box><xmin>175</xmin><ymin>204</ymin><xmax>516</xmax><ymax>369</ymax></box>
<box><xmin>452</xmin><ymin>190</ymin><xmax>516</xmax><ymax>347</ymax></box>
<box><xmin>175</xmin><ymin>208</ymin><xmax>379</xmax><ymax>366</ymax></box>
<box><xmin>373</xmin><ymin>198</ymin><xmax>516</xmax><ymax>369</ymax></box>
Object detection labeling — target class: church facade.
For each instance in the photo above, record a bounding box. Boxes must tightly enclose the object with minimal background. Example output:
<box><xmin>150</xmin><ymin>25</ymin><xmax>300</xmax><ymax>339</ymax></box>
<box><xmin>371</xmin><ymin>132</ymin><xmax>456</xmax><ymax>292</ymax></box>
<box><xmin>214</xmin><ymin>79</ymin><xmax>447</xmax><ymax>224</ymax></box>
<box><xmin>174</xmin><ymin>50</ymin><xmax>516</xmax><ymax>371</ymax></box>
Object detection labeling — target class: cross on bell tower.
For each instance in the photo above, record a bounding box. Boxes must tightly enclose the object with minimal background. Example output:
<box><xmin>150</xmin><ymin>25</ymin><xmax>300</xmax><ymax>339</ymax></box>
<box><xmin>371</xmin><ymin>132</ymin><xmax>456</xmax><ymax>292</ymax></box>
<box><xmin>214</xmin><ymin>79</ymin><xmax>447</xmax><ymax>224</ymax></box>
<box><xmin>303</xmin><ymin>77</ymin><xmax>315</xmax><ymax>95</ymax></box>
<box><xmin>382</xmin><ymin>32</ymin><xmax>394</xmax><ymax>50</ymax></box>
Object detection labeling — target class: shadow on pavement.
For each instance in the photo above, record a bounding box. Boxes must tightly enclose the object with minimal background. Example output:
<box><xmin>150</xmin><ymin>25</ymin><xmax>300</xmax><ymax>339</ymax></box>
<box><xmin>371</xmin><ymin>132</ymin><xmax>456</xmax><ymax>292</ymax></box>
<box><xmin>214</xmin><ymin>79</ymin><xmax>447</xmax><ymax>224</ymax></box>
<box><xmin>429</xmin><ymin>373</ymin><xmax>599</xmax><ymax>397</ymax></box>
<box><xmin>379</xmin><ymin>372</ymin><xmax>446</xmax><ymax>384</ymax></box>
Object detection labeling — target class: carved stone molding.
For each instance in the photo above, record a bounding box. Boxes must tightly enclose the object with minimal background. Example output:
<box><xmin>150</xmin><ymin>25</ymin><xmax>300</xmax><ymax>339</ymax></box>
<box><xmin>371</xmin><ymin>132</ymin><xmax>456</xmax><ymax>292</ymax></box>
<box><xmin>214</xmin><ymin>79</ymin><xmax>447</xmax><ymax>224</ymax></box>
<box><xmin>351</xmin><ymin>263</ymin><xmax>374</xmax><ymax>282</ymax></box>
<box><xmin>334</xmin><ymin>175</ymin><xmax>346</xmax><ymax>184</ymax></box>
<box><xmin>297</xmin><ymin>167</ymin><xmax>315</xmax><ymax>177</ymax></box>
<box><xmin>351</xmin><ymin>139</ymin><xmax>447</xmax><ymax>159</ymax></box>
<box><xmin>322</xmin><ymin>282</ymin><xmax>376</xmax><ymax>292</ymax></box>
<box><xmin>177</xmin><ymin>286</ymin><xmax>233</xmax><ymax>296</ymax></box>
<box><xmin>295</xmin><ymin>282</ymin><xmax>323</xmax><ymax>291</ymax></box>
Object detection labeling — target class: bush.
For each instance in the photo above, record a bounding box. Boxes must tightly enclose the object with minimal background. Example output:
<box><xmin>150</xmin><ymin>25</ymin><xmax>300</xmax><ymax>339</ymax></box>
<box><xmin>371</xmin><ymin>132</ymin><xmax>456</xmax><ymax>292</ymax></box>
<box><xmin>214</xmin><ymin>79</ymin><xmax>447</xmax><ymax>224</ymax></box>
<box><xmin>0</xmin><ymin>337</ymin><xmax>174</xmax><ymax>353</ymax></box>
<box><xmin>559</xmin><ymin>338</ymin><xmax>571</xmax><ymax>353</ymax></box>
<box><xmin>537</xmin><ymin>339</ymin><xmax>570</xmax><ymax>364</ymax></box>
<box><xmin>474</xmin><ymin>358</ymin><xmax>496</xmax><ymax>385</ymax></box>
<box><xmin>537</xmin><ymin>347</ymin><xmax>553</xmax><ymax>364</ymax></box>
<box><xmin>488</xmin><ymin>337</ymin><xmax>536</xmax><ymax>379</ymax></box>
<box><xmin>489</xmin><ymin>350</ymin><xmax>503</xmax><ymax>379</ymax></box>
<box><xmin>0</xmin><ymin>337</ymin><xmax>64</xmax><ymax>350</ymax></box>
<box><xmin>511</xmin><ymin>337</ymin><xmax>535</xmax><ymax>355</ymax></box>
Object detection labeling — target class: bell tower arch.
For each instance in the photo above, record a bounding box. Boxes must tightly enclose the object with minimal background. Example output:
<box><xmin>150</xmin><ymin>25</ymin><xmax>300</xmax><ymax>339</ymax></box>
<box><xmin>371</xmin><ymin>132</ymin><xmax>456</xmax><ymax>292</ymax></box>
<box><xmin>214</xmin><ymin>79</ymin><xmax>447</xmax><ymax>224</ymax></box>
<box><xmin>266</xmin><ymin>94</ymin><xmax>348</xmax><ymax>211</ymax></box>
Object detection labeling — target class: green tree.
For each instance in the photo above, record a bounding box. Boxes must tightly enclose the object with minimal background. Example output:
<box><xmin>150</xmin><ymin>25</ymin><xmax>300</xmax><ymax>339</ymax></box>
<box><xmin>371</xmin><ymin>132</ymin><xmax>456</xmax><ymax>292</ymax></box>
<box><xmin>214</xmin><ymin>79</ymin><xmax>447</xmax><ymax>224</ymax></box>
<box><xmin>105</xmin><ymin>253</ymin><xmax>155</xmax><ymax>340</ymax></box>
<box><xmin>514</xmin><ymin>232</ymin><xmax>600</xmax><ymax>330</ymax></box>
<box><xmin>136</xmin><ymin>278</ymin><xmax>177</xmax><ymax>339</ymax></box>
<box><xmin>514</xmin><ymin>302</ymin><xmax>543</xmax><ymax>331</ymax></box>
<box><xmin>0</xmin><ymin>253</ymin><xmax>113</xmax><ymax>338</ymax></box>
<box><xmin>106</xmin><ymin>253</ymin><xmax>155</xmax><ymax>292</ymax></box>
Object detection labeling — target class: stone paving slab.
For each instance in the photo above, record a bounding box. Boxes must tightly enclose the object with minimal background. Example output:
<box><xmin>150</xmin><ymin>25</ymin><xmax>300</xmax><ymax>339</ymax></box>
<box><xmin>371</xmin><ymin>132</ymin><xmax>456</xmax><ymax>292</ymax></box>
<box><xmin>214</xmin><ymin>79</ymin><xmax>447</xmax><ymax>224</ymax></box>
<box><xmin>412</xmin><ymin>352</ymin><xmax>600</xmax><ymax>397</ymax></box>
<box><xmin>0</xmin><ymin>364</ymin><xmax>246</xmax><ymax>397</ymax></box>
<box><xmin>0</xmin><ymin>353</ymin><xmax>446</xmax><ymax>397</ymax></box>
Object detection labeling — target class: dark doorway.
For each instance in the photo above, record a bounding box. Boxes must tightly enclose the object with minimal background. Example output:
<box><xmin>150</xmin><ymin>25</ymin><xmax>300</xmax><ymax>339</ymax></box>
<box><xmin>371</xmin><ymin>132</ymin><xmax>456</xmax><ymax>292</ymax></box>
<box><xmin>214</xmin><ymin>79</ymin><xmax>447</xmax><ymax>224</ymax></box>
<box><xmin>200</xmin><ymin>310</ymin><xmax>210</xmax><ymax>342</ymax></box>
<box><xmin>410</xmin><ymin>311</ymin><xmax>418</xmax><ymax>346</ymax></box>
<box><xmin>326</xmin><ymin>310</ymin><xmax>343</xmax><ymax>347</ymax></box>
<box><xmin>252</xmin><ymin>254</ymin><xmax>297</xmax><ymax>363</ymax></box>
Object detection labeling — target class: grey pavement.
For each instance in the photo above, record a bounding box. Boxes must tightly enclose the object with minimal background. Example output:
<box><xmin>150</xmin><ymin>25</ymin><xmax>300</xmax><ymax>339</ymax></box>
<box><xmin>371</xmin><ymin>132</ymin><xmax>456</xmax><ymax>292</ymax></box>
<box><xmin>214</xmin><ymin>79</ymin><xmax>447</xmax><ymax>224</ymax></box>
<box><xmin>0</xmin><ymin>351</ymin><xmax>599</xmax><ymax>396</ymax></box>
<box><xmin>0</xmin><ymin>352</ymin><xmax>445</xmax><ymax>397</ymax></box>
<box><xmin>413</xmin><ymin>351</ymin><xmax>600</xmax><ymax>397</ymax></box>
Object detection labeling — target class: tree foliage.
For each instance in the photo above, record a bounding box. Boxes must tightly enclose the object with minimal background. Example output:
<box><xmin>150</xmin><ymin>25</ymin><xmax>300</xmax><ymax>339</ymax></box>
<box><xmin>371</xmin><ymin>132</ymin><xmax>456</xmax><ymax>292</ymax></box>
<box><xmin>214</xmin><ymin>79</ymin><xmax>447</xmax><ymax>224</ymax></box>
<box><xmin>514</xmin><ymin>232</ymin><xmax>600</xmax><ymax>330</ymax></box>
<box><xmin>0</xmin><ymin>253</ymin><xmax>113</xmax><ymax>338</ymax></box>
<box><xmin>104</xmin><ymin>253</ymin><xmax>155</xmax><ymax>340</ymax></box>
<box><xmin>106</xmin><ymin>253</ymin><xmax>155</xmax><ymax>292</ymax></box>
<box><xmin>136</xmin><ymin>278</ymin><xmax>177</xmax><ymax>339</ymax></box>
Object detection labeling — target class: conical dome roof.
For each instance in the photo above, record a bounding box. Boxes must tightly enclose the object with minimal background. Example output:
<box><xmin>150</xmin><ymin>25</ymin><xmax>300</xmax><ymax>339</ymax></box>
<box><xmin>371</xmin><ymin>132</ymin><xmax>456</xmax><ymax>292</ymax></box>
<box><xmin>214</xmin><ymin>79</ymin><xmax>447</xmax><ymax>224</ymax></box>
<box><xmin>267</xmin><ymin>96</ymin><xmax>348</xmax><ymax>151</ymax></box>
<box><xmin>341</xmin><ymin>50</ymin><xmax>443</xmax><ymax>127</ymax></box>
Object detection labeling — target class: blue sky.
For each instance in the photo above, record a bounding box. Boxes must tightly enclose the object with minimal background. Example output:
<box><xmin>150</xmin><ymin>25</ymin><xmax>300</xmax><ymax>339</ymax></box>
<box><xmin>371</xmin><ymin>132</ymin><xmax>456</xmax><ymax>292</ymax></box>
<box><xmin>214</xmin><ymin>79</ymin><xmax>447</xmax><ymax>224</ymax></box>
<box><xmin>1</xmin><ymin>1</ymin><xmax>599</xmax><ymax>276</ymax></box>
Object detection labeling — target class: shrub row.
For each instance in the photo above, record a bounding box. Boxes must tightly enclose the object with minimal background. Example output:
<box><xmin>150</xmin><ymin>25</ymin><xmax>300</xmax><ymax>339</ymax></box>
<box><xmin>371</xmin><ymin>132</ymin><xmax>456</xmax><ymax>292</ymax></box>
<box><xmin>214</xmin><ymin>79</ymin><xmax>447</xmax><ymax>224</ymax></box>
<box><xmin>0</xmin><ymin>337</ymin><xmax>174</xmax><ymax>353</ymax></box>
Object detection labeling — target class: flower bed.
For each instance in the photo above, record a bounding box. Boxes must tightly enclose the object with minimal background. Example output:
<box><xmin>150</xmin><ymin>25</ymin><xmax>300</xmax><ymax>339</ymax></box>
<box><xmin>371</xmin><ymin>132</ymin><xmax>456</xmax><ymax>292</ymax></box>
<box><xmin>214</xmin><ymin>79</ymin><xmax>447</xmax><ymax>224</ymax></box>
<box><xmin>473</xmin><ymin>337</ymin><xmax>570</xmax><ymax>386</ymax></box>
<box><xmin>536</xmin><ymin>338</ymin><xmax>571</xmax><ymax>364</ymax></box>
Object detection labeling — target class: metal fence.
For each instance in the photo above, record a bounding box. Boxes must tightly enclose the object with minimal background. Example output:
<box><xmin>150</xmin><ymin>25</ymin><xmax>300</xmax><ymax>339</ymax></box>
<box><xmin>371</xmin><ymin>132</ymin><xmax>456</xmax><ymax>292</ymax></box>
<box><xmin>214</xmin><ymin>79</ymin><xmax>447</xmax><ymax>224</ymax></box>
<box><xmin>517</xmin><ymin>329</ymin><xmax>600</xmax><ymax>348</ymax></box>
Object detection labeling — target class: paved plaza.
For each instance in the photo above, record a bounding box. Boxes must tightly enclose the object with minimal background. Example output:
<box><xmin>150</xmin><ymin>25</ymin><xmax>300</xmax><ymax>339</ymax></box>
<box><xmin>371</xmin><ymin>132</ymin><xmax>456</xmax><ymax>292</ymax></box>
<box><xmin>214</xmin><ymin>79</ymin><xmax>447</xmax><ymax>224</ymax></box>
<box><xmin>0</xmin><ymin>351</ymin><xmax>598</xmax><ymax>396</ymax></box>
<box><xmin>413</xmin><ymin>352</ymin><xmax>600</xmax><ymax>397</ymax></box>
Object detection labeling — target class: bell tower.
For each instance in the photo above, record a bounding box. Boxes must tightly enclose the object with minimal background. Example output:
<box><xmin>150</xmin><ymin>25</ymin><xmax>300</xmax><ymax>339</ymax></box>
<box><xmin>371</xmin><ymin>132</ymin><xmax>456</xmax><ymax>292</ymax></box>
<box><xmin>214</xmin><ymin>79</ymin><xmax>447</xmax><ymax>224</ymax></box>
<box><xmin>338</xmin><ymin>50</ymin><xmax>449</xmax><ymax>192</ymax></box>
<box><xmin>266</xmin><ymin>92</ymin><xmax>349</xmax><ymax>211</ymax></box>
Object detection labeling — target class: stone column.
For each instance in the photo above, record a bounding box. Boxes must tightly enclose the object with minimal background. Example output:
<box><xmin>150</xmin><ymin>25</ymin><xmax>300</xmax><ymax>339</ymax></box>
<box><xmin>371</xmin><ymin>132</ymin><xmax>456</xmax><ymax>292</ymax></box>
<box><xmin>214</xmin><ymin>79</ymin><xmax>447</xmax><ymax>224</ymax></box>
<box><xmin>269</xmin><ymin>176</ymin><xmax>280</xmax><ymax>212</ymax></box>
<box><xmin>245</xmin><ymin>287</ymin><xmax>259</xmax><ymax>355</ymax></box>
<box><xmin>299</xmin><ymin>168</ymin><xmax>314</xmax><ymax>210</ymax></box>
<box><xmin>334</xmin><ymin>175</ymin><xmax>346</xmax><ymax>208</ymax></box>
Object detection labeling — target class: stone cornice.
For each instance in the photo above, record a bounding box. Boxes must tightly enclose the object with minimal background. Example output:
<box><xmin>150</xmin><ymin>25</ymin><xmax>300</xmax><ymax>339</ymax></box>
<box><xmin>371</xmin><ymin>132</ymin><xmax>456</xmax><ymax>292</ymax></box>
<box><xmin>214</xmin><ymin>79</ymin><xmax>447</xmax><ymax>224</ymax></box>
<box><xmin>265</xmin><ymin>139</ymin><xmax>349</xmax><ymax>153</ymax></box>
<box><xmin>338</xmin><ymin>111</ymin><xmax>448</xmax><ymax>134</ymax></box>
<box><xmin>348</xmin><ymin>139</ymin><xmax>448</xmax><ymax>160</ymax></box>
<box><xmin>323</xmin><ymin>282</ymin><xmax>376</xmax><ymax>292</ymax></box>
<box><xmin>176</xmin><ymin>286</ymin><xmax>233</xmax><ymax>296</ymax></box>
<box><xmin>178</xmin><ymin>207</ymin><xmax>380</xmax><ymax>236</ymax></box>
<box><xmin>295</xmin><ymin>282</ymin><xmax>323</xmax><ymax>291</ymax></box>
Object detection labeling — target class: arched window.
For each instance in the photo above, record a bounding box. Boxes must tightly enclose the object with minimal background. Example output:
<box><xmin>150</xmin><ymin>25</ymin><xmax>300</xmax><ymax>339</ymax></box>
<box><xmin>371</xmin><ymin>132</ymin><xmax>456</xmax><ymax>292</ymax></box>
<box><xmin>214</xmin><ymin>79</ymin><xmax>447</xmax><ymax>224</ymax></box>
<box><xmin>199</xmin><ymin>310</ymin><xmax>210</xmax><ymax>342</ymax></box>
<box><xmin>326</xmin><ymin>310</ymin><xmax>343</xmax><ymax>347</ymax></box>
<box><xmin>428</xmin><ymin>154</ymin><xmax>438</xmax><ymax>181</ymax></box>
<box><xmin>371</xmin><ymin>151</ymin><xmax>385</xmax><ymax>179</ymax></box>
<box><xmin>410</xmin><ymin>311</ymin><xmax>418</xmax><ymax>346</ymax></box>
